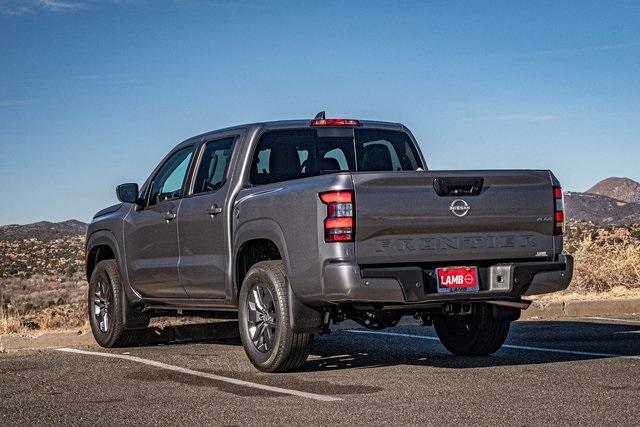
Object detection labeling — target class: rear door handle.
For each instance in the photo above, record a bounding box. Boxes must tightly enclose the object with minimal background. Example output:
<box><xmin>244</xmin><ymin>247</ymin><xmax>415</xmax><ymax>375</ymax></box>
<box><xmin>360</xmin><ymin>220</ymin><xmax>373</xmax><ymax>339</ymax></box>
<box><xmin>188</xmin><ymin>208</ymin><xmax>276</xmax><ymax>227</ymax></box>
<box><xmin>164</xmin><ymin>211</ymin><xmax>177</xmax><ymax>221</ymax></box>
<box><xmin>208</xmin><ymin>205</ymin><xmax>223</xmax><ymax>216</ymax></box>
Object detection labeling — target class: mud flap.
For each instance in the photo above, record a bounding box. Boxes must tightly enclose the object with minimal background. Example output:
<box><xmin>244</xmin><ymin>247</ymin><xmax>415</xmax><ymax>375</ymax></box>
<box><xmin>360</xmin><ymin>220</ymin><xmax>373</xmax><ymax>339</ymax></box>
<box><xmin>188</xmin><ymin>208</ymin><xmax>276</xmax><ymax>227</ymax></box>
<box><xmin>491</xmin><ymin>305</ymin><xmax>521</xmax><ymax>322</ymax></box>
<box><xmin>121</xmin><ymin>282</ymin><xmax>149</xmax><ymax>329</ymax></box>
<box><xmin>288</xmin><ymin>284</ymin><xmax>322</xmax><ymax>333</ymax></box>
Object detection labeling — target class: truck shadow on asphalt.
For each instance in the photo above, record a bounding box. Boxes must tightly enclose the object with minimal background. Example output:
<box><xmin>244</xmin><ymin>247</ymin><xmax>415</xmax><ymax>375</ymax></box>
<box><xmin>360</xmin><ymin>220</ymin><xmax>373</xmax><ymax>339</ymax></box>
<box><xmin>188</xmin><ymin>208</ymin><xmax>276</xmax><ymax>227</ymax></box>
<box><xmin>305</xmin><ymin>320</ymin><xmax>640</xmax><ymax>371</ymax></box>
<box><xmin>127</xmin><ymin>319</ymin><xmax>640</xmax><ymax>372</ymax></box>
<box><xmin>128</xmin><ymin>320</ymin><xmax>242</xmax><ymax>347</ymax></box>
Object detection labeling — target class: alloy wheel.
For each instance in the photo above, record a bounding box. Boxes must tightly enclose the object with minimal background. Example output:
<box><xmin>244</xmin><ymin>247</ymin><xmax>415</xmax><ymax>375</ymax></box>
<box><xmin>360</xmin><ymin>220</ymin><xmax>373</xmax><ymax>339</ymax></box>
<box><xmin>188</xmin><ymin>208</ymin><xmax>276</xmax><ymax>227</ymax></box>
<box><xmin>246</xmin><ymin>283</ymin><xmax>277</xmax><ymax>353</ymax></box>
<box><xmin>93</xmin><ymin>276</ymin><xmax>113</xmax><ymax>333</ymax></box>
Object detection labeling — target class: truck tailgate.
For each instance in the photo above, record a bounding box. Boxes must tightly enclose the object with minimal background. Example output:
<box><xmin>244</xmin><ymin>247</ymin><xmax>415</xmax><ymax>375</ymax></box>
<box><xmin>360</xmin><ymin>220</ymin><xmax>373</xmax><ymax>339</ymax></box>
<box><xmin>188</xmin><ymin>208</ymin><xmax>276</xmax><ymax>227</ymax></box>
<box><xmin>352</xmin><ymin>170</ymin><xmax>557</xmax><ymax>265</ymax></box>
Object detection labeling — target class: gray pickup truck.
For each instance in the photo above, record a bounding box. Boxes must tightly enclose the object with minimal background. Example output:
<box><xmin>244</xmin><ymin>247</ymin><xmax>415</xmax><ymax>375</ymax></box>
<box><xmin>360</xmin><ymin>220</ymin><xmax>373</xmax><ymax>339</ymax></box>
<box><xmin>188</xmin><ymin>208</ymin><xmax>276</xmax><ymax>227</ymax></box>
<box><xmin>86</xmin><ymin>113</ymin><xmax>573</xmax><ymax>372</ymax></box>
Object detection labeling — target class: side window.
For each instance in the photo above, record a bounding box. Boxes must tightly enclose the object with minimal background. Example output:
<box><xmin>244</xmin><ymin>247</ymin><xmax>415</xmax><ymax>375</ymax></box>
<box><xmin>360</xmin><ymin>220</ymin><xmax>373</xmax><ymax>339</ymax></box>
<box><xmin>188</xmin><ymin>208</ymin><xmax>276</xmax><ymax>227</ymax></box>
<box><xmin>249</xmin><ymin>129</ymin><xmax>354</xmax><ymax>185</ymax></box>
<box><xmin>355</xmin><ymin>129</ymin><xmax>421</xmax><ymax>171</ymax></box>
<box><xmin>250</xmin><ymin>130</ymin><xmax>316</xmax><ymax>185</ymax></box>
<box><xmin>147</xmin><ymin>147</ymin><xmax>194</xmax><ymax>206</ymax></box>
<box><xmin>192</xmin><ymin>138</ymin><xmax>235</xmax><ymax>195</ymax></box>
<box><xmin>362</xmin><ymin>141</ymin><xmax>402</xmax><ymax>171</ymax></box>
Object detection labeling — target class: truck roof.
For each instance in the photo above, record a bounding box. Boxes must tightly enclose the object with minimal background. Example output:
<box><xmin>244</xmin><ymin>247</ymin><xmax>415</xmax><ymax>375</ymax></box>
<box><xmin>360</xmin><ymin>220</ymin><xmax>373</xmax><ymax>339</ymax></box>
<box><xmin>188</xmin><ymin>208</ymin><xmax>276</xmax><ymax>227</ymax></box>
<box><xmin>175</xmin><ymin>118</ymin><xmax>407</xmax><ymax>150</ymax></box>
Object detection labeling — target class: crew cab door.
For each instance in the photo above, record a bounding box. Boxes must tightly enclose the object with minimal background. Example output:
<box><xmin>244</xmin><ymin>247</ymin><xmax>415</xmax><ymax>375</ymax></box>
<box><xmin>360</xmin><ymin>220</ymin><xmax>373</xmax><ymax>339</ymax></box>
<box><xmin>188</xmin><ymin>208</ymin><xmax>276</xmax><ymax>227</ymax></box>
<box><xmin>177</xmin><ymin>137</ymin><xmax>236</xmax><ymax>299</ymax></box>
<box><xmin>124</xmin><ymin>146</ymin><xmax>194</xmax><ymax>298</ymax></box>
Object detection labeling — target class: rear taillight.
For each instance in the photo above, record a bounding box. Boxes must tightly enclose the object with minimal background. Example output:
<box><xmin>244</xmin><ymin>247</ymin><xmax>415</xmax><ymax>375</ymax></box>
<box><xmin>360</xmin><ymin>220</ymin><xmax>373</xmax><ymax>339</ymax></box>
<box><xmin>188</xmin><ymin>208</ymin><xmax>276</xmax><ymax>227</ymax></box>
<box><xmin>320</xmin><ymin>191</ymin><xmax>354</xmax><ymax>242</ymax></box>
<box><xmin>310</xmin><ymin>118</ymin><xmax>360</xmax><ymax>127</ymax></box>
<box><xmin>553</xmin><ymin>186</ymin><xmax>564</xmax><ymax>236</ymax></box>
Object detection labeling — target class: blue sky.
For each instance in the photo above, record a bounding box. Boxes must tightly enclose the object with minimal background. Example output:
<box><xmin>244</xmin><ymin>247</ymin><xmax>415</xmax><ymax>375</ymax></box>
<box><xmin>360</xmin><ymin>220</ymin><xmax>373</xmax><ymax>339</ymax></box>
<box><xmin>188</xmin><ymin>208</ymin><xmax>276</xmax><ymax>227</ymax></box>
<box><xmin>1</xmin><ymin>0</ymin><xmax>639</xmax><ymax>225</ymax></box>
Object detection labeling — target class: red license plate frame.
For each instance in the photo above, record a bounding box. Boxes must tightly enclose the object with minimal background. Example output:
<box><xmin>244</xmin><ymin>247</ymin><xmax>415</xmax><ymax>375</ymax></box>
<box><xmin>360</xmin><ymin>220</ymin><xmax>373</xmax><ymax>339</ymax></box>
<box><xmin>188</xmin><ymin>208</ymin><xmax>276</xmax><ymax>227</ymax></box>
<box><xmin>436</xmin><ymin>266</ymin><xmax>480</xmax><ymax>293</ymax></box>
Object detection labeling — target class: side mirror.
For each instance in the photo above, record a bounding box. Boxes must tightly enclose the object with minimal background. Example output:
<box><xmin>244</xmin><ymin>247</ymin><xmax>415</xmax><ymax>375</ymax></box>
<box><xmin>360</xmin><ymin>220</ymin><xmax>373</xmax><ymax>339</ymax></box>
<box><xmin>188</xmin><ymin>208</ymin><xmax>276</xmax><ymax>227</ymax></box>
<box><xmin>116</xmin><ymin>183</ymin><xmax>141</xmax><ymax>204</ymax></box>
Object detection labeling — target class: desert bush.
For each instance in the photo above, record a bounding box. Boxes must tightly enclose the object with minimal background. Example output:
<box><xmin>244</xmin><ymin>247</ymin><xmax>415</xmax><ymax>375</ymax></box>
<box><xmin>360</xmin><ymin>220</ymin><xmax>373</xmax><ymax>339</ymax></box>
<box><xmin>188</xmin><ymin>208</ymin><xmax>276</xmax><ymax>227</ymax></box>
<box><xmin>567</xmin><ymin>225</ymin><xmax>640</xmax><ymax>292</ymax></box>
<box><xmin>0</xmin><ymin>235</ymin><xmax>84</xmax><ymax>279</ymax></box>
<box><xmin>0</xmin><ymin>301</ymin><xmax>87</xmax><ymax>333</ymax></box>
<box><xmin>0</xmin><ymin>297</ymin><xmax>20</xmax><ymax>334</ymax></box>
<box><xmin>0</xmin><ymin>273</ymin><xmax>87</xmax><ymax>333</ymax></box>
<box><xmin>35</xmin><ymin>303</ymin><xmax>87</xmax><ymax>330</ymax></box>
<box><xmin>0</xmin><ymin>274</ymin><xmax>86</xmax><ymax>312</ymax></box>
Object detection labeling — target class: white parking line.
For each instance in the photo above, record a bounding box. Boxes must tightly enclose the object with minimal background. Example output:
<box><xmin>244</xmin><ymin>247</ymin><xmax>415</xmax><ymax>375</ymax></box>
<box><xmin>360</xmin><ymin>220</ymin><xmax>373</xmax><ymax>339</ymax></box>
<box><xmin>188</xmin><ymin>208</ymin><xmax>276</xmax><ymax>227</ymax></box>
<box><xmin>308</xmin><ymin>354</ymin><xmax>352</xmax><ymax>361</ymax></box>
<box><xmin>56</xmin><ymin>348</ymin><xmax>342</xmax><ymax>402</ymax></box>
<box><xmin>585</xmin><ymin>316</ymin><xmax>640</xmax><ymax>325</ymax></box>
<box><xmin>346</xmin><ymin>329</ymin><xmax>640</xmax><ymax>361</ymax></box>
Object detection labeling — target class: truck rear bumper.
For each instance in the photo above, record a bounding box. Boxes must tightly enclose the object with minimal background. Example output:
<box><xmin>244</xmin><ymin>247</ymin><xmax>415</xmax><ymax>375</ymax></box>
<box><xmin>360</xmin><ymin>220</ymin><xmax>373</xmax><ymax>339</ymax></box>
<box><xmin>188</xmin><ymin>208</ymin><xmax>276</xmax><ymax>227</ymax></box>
<box><xmin>321</xmin><ymin>252</ymin><xmax>573</xmax><ymax>305</ymax></box>
<box><xmin>523</xmin><ymin>252</ymin><xmax>574</xmax><ymax>296</ymax></box>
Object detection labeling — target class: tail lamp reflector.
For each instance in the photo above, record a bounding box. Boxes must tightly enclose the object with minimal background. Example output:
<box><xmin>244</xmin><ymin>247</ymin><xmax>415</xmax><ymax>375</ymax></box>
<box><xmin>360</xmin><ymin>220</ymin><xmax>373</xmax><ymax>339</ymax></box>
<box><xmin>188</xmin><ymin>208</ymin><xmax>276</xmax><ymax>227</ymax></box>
<box><xmin>320</xmin><ymin>191</ymin><xmax>354</xmax><ymax>242</ymax></box>
<box><xmin>553</xmin><ymin>186</ymin><xmax>564</xmax><ymax>236</ymax></box>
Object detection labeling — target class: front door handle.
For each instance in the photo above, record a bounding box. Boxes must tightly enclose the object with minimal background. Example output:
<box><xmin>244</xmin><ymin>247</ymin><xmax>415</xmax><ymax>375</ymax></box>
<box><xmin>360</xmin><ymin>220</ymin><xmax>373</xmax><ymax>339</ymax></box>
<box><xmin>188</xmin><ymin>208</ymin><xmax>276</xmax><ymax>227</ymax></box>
<box><xmin>164</xmin><ymin>211</ymin><xmax>177</xmax><ymax>221</ymax></box>
<box><xmin>207</xmin><ymin>205</ymin><xmax>223</xmax><ymax>216</ymax></box>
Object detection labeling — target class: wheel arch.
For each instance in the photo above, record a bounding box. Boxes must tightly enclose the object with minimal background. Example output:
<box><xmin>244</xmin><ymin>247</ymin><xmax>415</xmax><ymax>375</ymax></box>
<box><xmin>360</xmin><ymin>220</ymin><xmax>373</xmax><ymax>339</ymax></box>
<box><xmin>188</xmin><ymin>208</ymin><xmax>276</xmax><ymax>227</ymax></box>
<box><xmin>86</xmin><ymin>230</ymin><xmax>123</xmax><ymax>282</ymax></box>
<box><xmin>233</xmin><ymin>219</ymin><xmax>291</xmax><ymax>299</ymax></box>
<box><xmin>233</xmin><ymin>219</ymin><xmax>322</xmax><ymax>333</ymax></box>
<box><xmin>86</xmin><ymin>230</ymin><xmax>146</xmax><ymax>329</ymax></box>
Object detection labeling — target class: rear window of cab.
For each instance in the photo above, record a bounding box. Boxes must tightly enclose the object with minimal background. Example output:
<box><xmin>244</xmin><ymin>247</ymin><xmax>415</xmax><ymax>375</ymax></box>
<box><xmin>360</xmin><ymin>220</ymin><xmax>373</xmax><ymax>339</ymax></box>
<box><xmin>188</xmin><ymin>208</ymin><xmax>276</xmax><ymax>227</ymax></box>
<box><xmin>250</xmin><ymin>128</ymin><xmax>422</xmax><ymax>185</ymax></box>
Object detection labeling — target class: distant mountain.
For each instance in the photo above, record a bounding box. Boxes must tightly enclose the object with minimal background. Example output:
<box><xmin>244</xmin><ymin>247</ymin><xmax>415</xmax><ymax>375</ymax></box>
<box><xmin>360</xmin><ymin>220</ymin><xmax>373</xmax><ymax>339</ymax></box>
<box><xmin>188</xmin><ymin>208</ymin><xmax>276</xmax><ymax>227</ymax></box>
<box><xmin>586</xmin><ymin>177</ymin><xmax>640</xmax><ymax>203</ymax></box>
<box><xmin>564</xmin><ymin>192</ymin><xmax>640</xmax><ymax>225</ymax></box>
<box><xmin>564</xmin><ymin>177</ymin><xmax>640</xmax><ymax>225</ymax></box>
<box><xmin>0</xmin><ymin>220</ymin><xmax>87</xmax><ymax>242</ymax></box>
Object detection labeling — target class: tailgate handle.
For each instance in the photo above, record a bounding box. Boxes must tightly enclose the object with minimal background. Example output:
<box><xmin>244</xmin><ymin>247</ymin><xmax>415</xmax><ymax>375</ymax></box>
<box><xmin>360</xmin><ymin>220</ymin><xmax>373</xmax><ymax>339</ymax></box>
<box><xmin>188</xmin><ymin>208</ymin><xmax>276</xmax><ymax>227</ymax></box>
<box><xmin>433</xmin><ymin>177</ymin><xmax>484</xmax><ymax>196</ymax></box>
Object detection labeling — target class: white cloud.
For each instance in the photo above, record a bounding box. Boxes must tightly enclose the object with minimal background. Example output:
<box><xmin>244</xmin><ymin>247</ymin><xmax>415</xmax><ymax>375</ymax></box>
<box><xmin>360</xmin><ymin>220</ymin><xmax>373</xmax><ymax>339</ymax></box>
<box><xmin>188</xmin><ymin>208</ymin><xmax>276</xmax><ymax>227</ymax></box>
<box><xmin>41</xmin><ymin>0</ymin><xmax>88</xmax><ymax>10</ymax></box>
<box><xmin>0</xmin><ymin>0</ymin><xmax>131</xmax><ymax>15</ymax></box>
<box><xmin>0</xmin><ymin>98</ymin><xmax>54</xmax><ymax>106</ymax></box>
<box><xmin>464</xmin><ymin>111</ymin><xmax>640</xmax><ymax>122</ymax></box>
<box><xmin>524</xmin><ymin>42</ymin><xmax>640</xmax><ymax>57</ymax></box>
<box><xmin>464</xmin><ymin>114</ymin><xmax>559</xmax><ymax>122</ymax></box>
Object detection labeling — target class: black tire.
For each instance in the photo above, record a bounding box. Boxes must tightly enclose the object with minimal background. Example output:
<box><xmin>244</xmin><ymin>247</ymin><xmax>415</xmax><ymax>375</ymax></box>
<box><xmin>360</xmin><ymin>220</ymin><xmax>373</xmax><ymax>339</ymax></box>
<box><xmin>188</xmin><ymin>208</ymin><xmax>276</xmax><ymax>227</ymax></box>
<box><xmin>433</xmin><ymin>303</ymin><xmax>510</xmax><ymax>356</ymax></box>
<box><xmin>88</xmin><ymin>260</ymin><xmax>149</xmax><ymax>348</ymax></box>
<box><xmin>238</xmin><ymin>261</ymin><xmax>313</xmax><ymax>372</ymax></box>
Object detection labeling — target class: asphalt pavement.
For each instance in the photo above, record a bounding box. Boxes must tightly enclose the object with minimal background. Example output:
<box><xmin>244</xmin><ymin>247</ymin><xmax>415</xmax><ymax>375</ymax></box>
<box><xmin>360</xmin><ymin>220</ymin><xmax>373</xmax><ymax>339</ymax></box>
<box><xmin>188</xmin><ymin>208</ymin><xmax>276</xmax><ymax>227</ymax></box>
<box><xmin>1</xmin><ymin>315</ymin><xmax>639</xmax><ymax>425</ymax></box>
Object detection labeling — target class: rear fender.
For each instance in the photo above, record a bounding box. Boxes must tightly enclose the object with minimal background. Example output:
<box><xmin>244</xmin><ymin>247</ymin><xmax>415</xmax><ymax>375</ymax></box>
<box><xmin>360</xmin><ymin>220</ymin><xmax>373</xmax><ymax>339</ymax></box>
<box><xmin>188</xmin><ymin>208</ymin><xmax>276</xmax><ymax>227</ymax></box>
<box><xmin>233</xmin><ymin>219</ymin><xmax>322</xmax><ymax>333</ymax></box>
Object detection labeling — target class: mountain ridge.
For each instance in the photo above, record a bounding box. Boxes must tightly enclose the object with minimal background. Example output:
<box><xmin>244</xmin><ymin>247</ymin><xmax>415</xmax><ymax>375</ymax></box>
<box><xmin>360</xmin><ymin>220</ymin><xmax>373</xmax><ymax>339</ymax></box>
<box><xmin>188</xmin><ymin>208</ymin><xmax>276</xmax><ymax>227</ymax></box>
<box><xmin>586</xmin><ymin>177</ymin><xmax>640</xmax><ymax>203</ymax></box>
<box><xmin>0</xmin><ymin>219</ymin><xmax>87</xmax><ymax>242</ymax></box>
<box><xmin>564</xmin><ymin>176</ymin><xmax>640</xmax><ymax>226</ymax></box>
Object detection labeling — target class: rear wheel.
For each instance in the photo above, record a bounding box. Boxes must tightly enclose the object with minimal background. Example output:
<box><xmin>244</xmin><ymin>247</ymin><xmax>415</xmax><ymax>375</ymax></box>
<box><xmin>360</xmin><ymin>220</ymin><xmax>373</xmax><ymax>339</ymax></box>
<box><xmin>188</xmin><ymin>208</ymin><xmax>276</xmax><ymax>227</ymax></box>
<box><xmin>238</xmin><ymin>261</ymin><xmax>313</xmax><ymax>372</ymax></box>
<box><xmin>433</xmin><ymin>303</ymin><xmax>510</xmax><ymax>356</ymax></box>
<box><xmin>88</xmin><ymin>260</ymin><xmax>148</xmax><ymax>347</ymax></box>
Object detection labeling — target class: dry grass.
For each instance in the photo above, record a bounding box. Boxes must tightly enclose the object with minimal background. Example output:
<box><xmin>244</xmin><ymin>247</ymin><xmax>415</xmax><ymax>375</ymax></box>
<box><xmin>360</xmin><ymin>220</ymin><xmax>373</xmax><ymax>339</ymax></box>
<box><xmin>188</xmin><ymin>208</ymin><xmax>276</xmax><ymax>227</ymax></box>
<box><xmin>0</xmin><ymin>299</ymin><xmax>21</xmax><ymax>335</ymax></box>
<box><xmin>0</xmin><ymin>301</ymin><xmax>88</xmax><ymax>335</ymax></box>
<box><xmin>0</xmin><ymin>274</ymin><xmax>86</xmax><ymax>311</ymax></box>
<box><xmin>567</xmin><ymin>225</ymin><xmax>640</xmax><ymax>292</ymax></box>
<box><xmin>0</xmin><ymin>273</ymin><xmax>87</xmax><ymax>334</ymax></box>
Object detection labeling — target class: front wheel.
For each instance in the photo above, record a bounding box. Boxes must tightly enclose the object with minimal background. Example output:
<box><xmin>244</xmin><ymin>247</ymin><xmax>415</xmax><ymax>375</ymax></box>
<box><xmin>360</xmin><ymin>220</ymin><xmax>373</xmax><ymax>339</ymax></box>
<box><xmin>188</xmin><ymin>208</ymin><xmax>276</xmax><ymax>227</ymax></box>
<box><xmin>88</xmin><ymin>260</ymin><xmax>148</xmax><ymax>348</ymax></box>
<box><xmin>238</xmin><ymin>261</ymin><xmax>313</xmax><ymax>372</ymax></box>
<box><xmin>433</xmin><ymin>303</ymin><xmax>510</xmax><ymax>356</ymax></box>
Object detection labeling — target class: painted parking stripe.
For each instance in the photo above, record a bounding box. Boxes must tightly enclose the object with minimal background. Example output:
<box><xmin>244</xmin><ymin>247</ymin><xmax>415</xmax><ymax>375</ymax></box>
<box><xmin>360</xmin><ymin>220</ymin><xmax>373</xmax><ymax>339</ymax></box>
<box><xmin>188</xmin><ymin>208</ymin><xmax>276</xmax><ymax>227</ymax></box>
<box><xmin>346</xmin><ymin>329</ymin><xmax>640</xmax><ymax>361</ymax></box>
<box><xmin>56</xmin><ymin>348</ymin><xmax>342</xmax><ymax>402</ymax></box>
<box><xmin>585</xmin><ymin>316</ymin><xmax>640</xmax><ymax>325</ymax></box>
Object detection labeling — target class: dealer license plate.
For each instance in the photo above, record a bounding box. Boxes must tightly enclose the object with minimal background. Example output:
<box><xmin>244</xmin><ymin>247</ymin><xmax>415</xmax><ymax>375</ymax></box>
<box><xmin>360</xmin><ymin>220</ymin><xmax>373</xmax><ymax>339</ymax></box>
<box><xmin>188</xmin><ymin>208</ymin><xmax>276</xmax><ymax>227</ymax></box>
<box><xmin>436</xmin><ymin>266</ymin><xmax>479</xmax><ymax>293</ymax></box>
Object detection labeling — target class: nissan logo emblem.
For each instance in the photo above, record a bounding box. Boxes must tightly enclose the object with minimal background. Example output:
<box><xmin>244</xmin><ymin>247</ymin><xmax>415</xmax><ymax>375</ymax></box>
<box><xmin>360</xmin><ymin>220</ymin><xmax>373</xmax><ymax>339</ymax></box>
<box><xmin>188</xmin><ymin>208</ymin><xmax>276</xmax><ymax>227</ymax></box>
<box><xmin>449</xmin><ymin>199</ymin><xmax>470</xmax><ymax>217</ymax></box>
